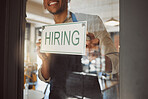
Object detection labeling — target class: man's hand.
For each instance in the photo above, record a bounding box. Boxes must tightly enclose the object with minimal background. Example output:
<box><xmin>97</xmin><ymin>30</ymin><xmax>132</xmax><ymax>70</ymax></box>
<box><xmin>86</xmin><ymin>32</ymin><xmax>100</xmax><ymax>60</ymax></box>
<box><xmin>86</xmin><ymin>38</ymin><xmax>100</xmax><ymax>49</ymax></box>
<box><xmin>86</xmin><ymin>32</ymin><xmax>100</xmax><ymax>49</ymax></box>
<box><xmin>86</xmin><ymin>32</ymin><xmax>112</xmax><ymax>73</ymax></box>
<box><xmin>36</xmin><ymin>39</ymin><xmax>50</xmax><ymax>61</ymax></box>
<box><xmin>36</xmin><ymin>39</ymin><xmax>50</xmax><ymax>79</ymax></box>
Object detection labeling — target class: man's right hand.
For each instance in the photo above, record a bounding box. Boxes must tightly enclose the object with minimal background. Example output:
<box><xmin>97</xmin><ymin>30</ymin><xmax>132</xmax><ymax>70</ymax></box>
<box><xmin>36</xmin><ymin>39</ymin><xmax>51</xmax><ymax>80</ymax></box>
<box><xmin>36</xmin><ymin>39</ymin><xmax>50</xmax><ymax>61</ymax></box>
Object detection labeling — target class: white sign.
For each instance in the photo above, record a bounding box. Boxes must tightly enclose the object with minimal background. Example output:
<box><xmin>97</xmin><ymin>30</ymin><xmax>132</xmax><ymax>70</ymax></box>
<box><xmin>40</xmin><ymin>21</ymin><xmax>87</xmax><ymax>55</ymax></box>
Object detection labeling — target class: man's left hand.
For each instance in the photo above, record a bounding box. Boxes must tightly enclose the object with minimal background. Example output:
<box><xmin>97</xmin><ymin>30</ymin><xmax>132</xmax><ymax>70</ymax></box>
<box><xmin>86</xmin><ymin>32</ymin><xmax>100</xmax><ymax>49</ymax></box>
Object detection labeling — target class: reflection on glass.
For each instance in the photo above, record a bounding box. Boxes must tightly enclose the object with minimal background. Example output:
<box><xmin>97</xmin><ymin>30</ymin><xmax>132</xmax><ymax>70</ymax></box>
<box><xmin>24</xmin><ymin>0</ymin><xmax>119</xmax><ymax>98</ymax></box>
<box><xmin>82</xmin><ymin>45</ymin><xmax>106</xmax><ymax>79</ymax></box>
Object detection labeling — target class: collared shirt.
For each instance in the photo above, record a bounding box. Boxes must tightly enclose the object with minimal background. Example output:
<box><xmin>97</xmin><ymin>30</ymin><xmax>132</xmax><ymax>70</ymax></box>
<box><xmin>38</xmin><ymin>12</ymin><xmax>119</xmax><ymax>82</ymax></box>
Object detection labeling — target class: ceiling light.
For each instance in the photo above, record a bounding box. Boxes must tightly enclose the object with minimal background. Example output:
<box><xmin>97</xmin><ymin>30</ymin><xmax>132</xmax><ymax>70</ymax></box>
<box><xmin>105</xmin><ymin>17</ymin><xmax>119</xmax><ymax>26</ymax></box>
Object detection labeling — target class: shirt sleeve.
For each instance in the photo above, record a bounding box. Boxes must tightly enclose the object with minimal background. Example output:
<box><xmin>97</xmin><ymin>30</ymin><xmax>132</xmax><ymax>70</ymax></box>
<box><xmin>106</xmin><ymin>53</ymin><xmax>119</xmax><ymax>74</ymax></box>
<box><xmin>38</xmin><ymin>67</ymin><xmax>50</xmax><ymax>83</ymax></box>
<box><xmin>93</xmin><ymin>16</ymin><xmax>119</xmax><ymax>74</ymax></box>
<box><xmin>65</xmin><ymin>13</ymin><xmax>119</xmax><ymax>74</ymax></box>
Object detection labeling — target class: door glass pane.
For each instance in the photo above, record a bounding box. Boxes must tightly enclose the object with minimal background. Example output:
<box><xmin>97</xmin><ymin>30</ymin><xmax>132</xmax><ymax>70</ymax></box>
<box><xmin>24</xmin><ymin>0</ymin><xmax>119</xmax><ymax>98</ymax></box>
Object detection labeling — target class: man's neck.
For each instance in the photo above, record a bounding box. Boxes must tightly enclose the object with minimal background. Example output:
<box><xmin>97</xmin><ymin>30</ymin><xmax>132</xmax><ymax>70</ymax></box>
<box><xmin>54</xmin><ymin>9</ymin><xmax>68</xmax><ymax>24</ymax></box>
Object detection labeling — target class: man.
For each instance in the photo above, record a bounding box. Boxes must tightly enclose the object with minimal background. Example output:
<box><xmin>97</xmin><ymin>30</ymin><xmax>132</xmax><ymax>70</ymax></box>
<box><xmin>37</xmin><ymin>0</ymin><xmax>119</xmax><ymax>98</ymax></box>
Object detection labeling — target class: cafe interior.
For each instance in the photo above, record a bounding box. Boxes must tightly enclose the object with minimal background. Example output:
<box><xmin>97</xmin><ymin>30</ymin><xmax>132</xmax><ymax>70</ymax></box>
<box><xmin>24</xmin><ymin>0</ymin><xmax>119</xmax><ymax>99</ymax></box>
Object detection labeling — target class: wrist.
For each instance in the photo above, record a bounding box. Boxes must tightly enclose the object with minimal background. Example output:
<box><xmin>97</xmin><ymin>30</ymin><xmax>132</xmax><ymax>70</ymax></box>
<box><xmin>41</xmin><ymin>58</ymin><xmax>50</xmax><ymax>79</ymax></box>
<box><xmin>42</xmin><ymin>58</ymin><xmax>50</xmax><ymax>65</ymax></box>
<box><xmin>42</xmin><ymin>54</ymin><xmax>50</xmax><ymax>62</ymax></box>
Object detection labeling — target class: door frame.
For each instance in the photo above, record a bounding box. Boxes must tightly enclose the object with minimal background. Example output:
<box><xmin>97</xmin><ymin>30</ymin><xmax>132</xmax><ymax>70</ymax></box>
<box><xmin>2</xmin><ymin>0</ymin><xmax>26</xmax><ymax>98</ymax></box>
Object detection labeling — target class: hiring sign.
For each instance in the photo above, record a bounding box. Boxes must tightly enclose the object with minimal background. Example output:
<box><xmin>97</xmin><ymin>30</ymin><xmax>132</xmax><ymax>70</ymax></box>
<box><xmin>40</xmin><ymin>21</ymin><xmax>87</xmax><ymax>55</ymax></box>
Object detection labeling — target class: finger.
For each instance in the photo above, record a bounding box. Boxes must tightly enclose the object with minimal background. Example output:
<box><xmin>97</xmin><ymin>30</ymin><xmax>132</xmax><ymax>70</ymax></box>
<box><xmin>86</xmin><ymin>40</ymin><xmax>91</xmax><ymax>45</ymax></box>
<box><xmin>38</xmin><ymin>39</ymin><xmax>41</xmax><ymax>42</ymax></box>
<box><xmin>86</xmin><ymin>31</ymin><xmax>89</xmax><ymax>35</ymax></box>
<box><xmin>36</xmin><ymin>42</ymin><xmax>41</xmax><ymax>46</ymax></box>
<box><xmin>36</xmin><ymin>46</ymin><xmax>41</xmax><ymax>53</ymax></box>
<box><xmin>45</xmin><ymin>53</ymin><xmax>50</xmax><ymax>57</ymax></box>
<box><xmin>91</xmin><ymin>38</ymin><xmax>99</xmax><ymax>45</ymax></box>
<box><xmin>36</xmin><ymin>46</ymin><xmax>47</xmax><ymax>56</ymax></box>
<box><xmin>36</xmin><ymin>48</ymin><xmax>47</xmax><ymax>60</ymax></box>
<box><xmin>86</xmin><ymin>40</ymin><xmax>90</xmax><ymax>48</ymax></box>
<box><xmin>87</xmin><ymin>33</ymin><xmax>95</xmax><ymax>40</ymax></box>
<box><xmin>90</xmin><ymin>44</ymin><xmax>96</xmax><ymax>48</ymax></box>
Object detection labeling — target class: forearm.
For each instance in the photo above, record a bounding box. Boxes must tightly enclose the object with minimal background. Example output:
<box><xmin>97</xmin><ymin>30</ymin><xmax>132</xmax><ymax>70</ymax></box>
<box><xmin>99</xmin><ymin>32</ymin><xmax>119</xmax><ymax>74</ymax></box>
<box><xmin>41</xmin><ymin>57</ymin><xmax>51</xmax><ymax>80</ymax></box>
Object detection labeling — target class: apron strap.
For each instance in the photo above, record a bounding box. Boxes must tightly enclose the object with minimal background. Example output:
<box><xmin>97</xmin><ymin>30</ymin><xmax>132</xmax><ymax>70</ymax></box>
<box><xmin>71</xmin><ymin>12</ymin><xmax>78</xmax><ymax>22</ymax></box>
